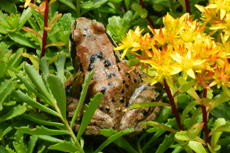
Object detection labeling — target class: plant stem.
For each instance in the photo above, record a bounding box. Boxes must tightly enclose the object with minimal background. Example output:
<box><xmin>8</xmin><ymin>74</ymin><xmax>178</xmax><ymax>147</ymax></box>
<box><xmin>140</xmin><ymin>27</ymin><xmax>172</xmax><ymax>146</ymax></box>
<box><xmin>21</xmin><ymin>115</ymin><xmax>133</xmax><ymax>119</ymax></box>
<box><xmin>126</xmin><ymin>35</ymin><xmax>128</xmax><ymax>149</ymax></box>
<box><xmin>64</xmin><ymin>120</ymin><xmax>84</xmax><ymax>153</ymax></box>
<box><xmin>185</xmin><ymin>0</ymin><xmax>191</xmax><ymax>14</ymax></box>
<box><xmin>76</xmin><ymin>0</ymin><xmax>80</xmax><ymax>17</ymax></box>
<box><xmin>164</xmin><ymin>79</ymin><xmax>184</xmax><ymax>131</ymax></box>
<box><xmin>139</xmin><ymin>0</ymin><xmax>156</xmax><ymax>29</ymax></box>
<box><xmin>56</xmin><ymin>107</ymin><xmax>84</xmax><ymax>153</ymax></box>
<box><xmin>202</xmin><ymin>88</ymin><xmax>211</xmax><ymax>153</ymax></box>
<box><xmin>41</xmin><ymin>0</ymin><xmax>49</xmax><ymax>58</ymax></box>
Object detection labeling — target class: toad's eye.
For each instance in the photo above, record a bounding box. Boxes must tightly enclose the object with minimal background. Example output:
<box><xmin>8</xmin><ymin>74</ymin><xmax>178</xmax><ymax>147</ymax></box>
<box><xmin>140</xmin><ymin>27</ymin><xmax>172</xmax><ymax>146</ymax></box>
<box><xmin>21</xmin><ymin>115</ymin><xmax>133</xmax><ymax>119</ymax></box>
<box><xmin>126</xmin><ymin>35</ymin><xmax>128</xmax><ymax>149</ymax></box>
<box><xmin>92</xmin><ymin>22</ymin><xmax>105</xmax><ymax>34</ymax></box>
<box><xmin>73</xmin><ymin>29</ymin><xmax>83</xmax><ymax>42</ymax></box>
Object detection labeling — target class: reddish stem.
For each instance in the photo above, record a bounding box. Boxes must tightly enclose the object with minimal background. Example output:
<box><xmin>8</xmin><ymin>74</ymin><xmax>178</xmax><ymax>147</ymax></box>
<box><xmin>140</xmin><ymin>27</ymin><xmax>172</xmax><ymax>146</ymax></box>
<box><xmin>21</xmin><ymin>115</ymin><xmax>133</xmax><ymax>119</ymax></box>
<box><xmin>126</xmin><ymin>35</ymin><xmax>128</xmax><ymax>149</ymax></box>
<box><xmin>185</xmin><ymin>0</ymin><xmax>191</xmax><ymax>14</ymax></box>
<box><xmin>164</xmin><ymin>79</ymin><xmax>184</xmax><ymax>131</ymax></box>
<box><xmin>139</xmin><ymin>0</ymin><xmax>156</xmax><ymax>29</ymax></box>
<box><xmin>41</xmin><ymin>0</ymin><xmax>49</xmax><ymax>58</ymax></box>
<box><xmin>202</xmin><ymin>88</ymin><xmax>211</xmax><ymax>153</ymax></box>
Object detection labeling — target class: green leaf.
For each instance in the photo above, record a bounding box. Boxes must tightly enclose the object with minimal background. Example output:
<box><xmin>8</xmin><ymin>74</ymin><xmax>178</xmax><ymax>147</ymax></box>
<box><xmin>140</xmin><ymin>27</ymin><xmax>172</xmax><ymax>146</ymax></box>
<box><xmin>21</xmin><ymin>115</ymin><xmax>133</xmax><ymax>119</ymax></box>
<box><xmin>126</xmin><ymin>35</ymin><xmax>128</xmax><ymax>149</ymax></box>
<box><xmin>16</xmin><ymin>72</ymin><xmax>52</xmax><ymax>105</ymax></box>
<box><xmin>48</xmin><ymin>13</ymin><xmax>62</xmax><ymax>27</ymax></box>
<box><xmin>107</xmin><ymin>11</ymin><xmax>133</xmax><ymax>43</ymax></box>
<box><xmin>80</xmin><ymin>0</ymin><xmax>107</xmax><ymax>15</ymax></box>
<box><xmin>45</xmin><ymin>41</ymin><xmax>65</xmax><ymax>48</ymax></box>
<box><xmin>21</xmin><ymin>53</ymin><xmax>39</xmax><ymax>70</ymax></box>
<box><xmin>0</xmin><ymin>125</ymin><xmax>13</xmax><ymax>140</ymax></box>
<box><xmin>188</xmin><ymin>107</ymin><xmax>202</xmax><ymax>129</ymax></box>
<box><xmin>27</xmin><ymin>135</ymin><xmax>38</xmax><ymax>153</ymax></box>
<box><xmin>0</xmin><ymin>105</ymin><xmax>26</xmax><ymax>122</ymax></box>
<box><xmin>77</xmin><ymin>92</ymin><xmax>103</xmax><ymax>140</ymax></box>
<box><xmin>56</xmin><ymin>53</ymin><xmax>66</xmax><ymax>84</ymax></box>
<box><xmin>0</xmin><ymin>80</ymin><xmax>16</xmax><ymax>106</ymax></box>
<box><xmin>49</xmin><ymin>141</ymin><xmax>79</xmax><ymax>152</ymax></box>
<box><xmin>94</xmin><ymin>128</ymin><xmax>135</xmax><ymax>153</ymax></box>
<box><xmin>209</xmin><ymin>92</ymin><xmax>230</xmax><ymax>111</ymax></box>
<box><xmin>13</xmin><ymin>131</ymin><xmax>27</xmax><ymax>153</ymax></box>
<box><xmin>188</xmin><ymin>122</ymin><xmax>204</xmax><ymax>138</ymax></box>
<box><xmin>181</xmin><ymin>101</ymin><xmax>199</xmax><ymax>124</ymax></box>
<box><xmin>0</xmin><ymin>11</ymin><xmax>11</xmax><ymax>29</ymax></box>
<box><xmin>209</xmin><ymin>123</ymin><xmax>230</xmax><ymax>135</ymax></box>
<box><xmin>47</xmin><ymin>74</ymin><xmax>66</xmax><ymax>120</ymax></box>
<box><xmin>155</xmin><ymin>106</ymin><xmax>172</xmax><ymax>123</ymax></box>
<box><xmin>19</xmin><ymin>125</ymin><xmax>69</xmax><ymax>135</ymax></box>
<box><xmin>40</xmin><ymin>57</ymin><xmax>49</xmax><ymax>81</ymax></box>
<box><xmin>100</xmin><ymin>128</ymin><xmax>117</xmax><ymax>137</ymax></box>
<box><xmin>0</xmin><ymin>145</ymin><xmax>8</xmax><ymax>153</ymax></box>
<box><xmin>8</xmin><ymin>32</ymin><xmax>38</xmax><ymax>49</ymax></box>
<box><xmin>156</xmin><ymin>133</ymin><xmax>175</xmax><ymax>153</ymax></box>
<box><xmin>129</xmin><ymin>102</ymin><xmax>170</xmax><ymax>109</ymax></box>
<box><xmin>188</xmin><ymin>141</ymin><xmax>207</xmax><ymax>153</ymax></box>
<box><xmin>0</xmin><ymin>61</ymin><xmax>6</xmax><ymax>78</ymax></box>
<box><xmin>211</xmin><ymin>118</ymin><xmax>226</xmax><ymax>148</ymax></box>
<box><xmin>24</xmin><ymin>63</ymin><xmax>53</xmax><ymax>105</ymax></box>
<box><xmin>12</xmin><ymin>90</ymin><xmax>59</xmax><ymax>117</ymax></box>
<box><xmin>175</xmin><ymin>131</ymin><xmax>205</xmax><ymax>145</ymax></box>
<box><xmin>178</xmin><ymin>78</ymin><xmax>201</xmax><ymax>103</ymax></box>
<box><xmin>38</xmin><ymin>135</ymin><xmax>64</xmax><ymax>143</ymax></box>
<box><xmin>70</xmin><ymin>70</ymin><xmax>95</xmax><ymax>127</ymax></box>
<box><xmin>113</xmin><ymin>137</ymin><xmax>138</xmax><ymax>153</ymax></box>
<box><xmin>0</xmin><ymin>25</ymin><xmax>7</xmax><ymax>34</ymax></box>
<box><xmin>131</xmin><ymin>3</ymin><xmax>148</xmax><ymax>18</ymax></box>
<box><xmin>21</xmin><ymin>114</ymin><xmax>64</xmax><ymax>127</ymax></box>
<box><xmin>178</xmin><ymin>79</ymin><xmax>196</xmax><ymax>93</ymax></box>
<box><xmin>5</xmin><ymin>49</ymin><xmax>23</xmax><ymax>72</ymax></box>
<box><xmin>59</xmin><ymin>0</ymin><xmax>77</xmax><ymax>11</ymax></box>
<box><xmin>144</xmin><ymin>119</ymin><xmax>176</xmax><ymax>151</ymax></box>
<box><xmin>18</xmin><ymin>7</ymin><xmax>32</xmax><ymax>30</ymax></box>
<box><xmin>143</xmin><ymin>121</ymin><xmax>177</xmax><ymax>133</ymax></box>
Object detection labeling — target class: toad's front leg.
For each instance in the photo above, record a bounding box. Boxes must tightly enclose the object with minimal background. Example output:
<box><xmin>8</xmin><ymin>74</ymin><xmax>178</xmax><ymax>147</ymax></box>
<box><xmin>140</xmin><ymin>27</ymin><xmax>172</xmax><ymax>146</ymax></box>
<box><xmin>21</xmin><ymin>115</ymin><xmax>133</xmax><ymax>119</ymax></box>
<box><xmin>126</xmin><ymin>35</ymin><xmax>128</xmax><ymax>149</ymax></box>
<box><xmin>67</xmin><ymin>97</ymin><xmax>114</xmax><ymax>135</ymax></box>
<box><xmin>119</xmin><ymin>83</ymin><xmax>163</xmax><ymax>135</ymax></box>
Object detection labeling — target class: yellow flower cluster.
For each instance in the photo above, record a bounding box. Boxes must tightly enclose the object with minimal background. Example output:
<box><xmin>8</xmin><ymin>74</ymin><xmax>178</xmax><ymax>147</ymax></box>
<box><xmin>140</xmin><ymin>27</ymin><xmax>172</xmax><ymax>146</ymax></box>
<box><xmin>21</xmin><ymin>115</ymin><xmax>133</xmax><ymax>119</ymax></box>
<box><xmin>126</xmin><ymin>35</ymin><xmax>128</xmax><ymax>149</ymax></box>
<box><xmin>115</xmin><ymin>9</ymin><xmax>230</xmax><ymax>90</ymax></box>
<box><xmin>196</xmin><ymin>0</ymin><xmax>230</xmax><ymax>41</ymax></box>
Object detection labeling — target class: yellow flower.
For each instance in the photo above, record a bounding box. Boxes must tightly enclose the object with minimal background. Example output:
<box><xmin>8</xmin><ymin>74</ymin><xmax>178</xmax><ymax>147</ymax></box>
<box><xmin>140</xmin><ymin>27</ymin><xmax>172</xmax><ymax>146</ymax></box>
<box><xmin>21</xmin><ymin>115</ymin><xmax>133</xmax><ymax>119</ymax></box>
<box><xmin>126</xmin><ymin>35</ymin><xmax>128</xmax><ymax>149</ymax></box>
<box><xmin>114</xmin><ymin>26</ymin><xmax>143</xmax><ymax>59</ymax></box>
<box><xmin>171</xmin><ymin>50</ymin><xmax>206</xmax><ymax>80</ymax></box>
<box><xmin>209</xmin><ymin>60</ymin><xmax>230</xmax><ymax>88</ymax></box>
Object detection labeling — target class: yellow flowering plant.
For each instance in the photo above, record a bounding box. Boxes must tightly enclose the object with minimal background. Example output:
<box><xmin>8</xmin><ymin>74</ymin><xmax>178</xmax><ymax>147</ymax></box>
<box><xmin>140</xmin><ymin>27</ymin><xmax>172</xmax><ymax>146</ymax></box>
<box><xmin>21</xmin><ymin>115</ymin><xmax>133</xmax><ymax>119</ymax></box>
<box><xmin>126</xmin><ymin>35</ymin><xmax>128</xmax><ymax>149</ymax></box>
<box><xmin>115</xmin><ymin>1</ymin><xmax>230</xmax><ymax>152</ymax></box>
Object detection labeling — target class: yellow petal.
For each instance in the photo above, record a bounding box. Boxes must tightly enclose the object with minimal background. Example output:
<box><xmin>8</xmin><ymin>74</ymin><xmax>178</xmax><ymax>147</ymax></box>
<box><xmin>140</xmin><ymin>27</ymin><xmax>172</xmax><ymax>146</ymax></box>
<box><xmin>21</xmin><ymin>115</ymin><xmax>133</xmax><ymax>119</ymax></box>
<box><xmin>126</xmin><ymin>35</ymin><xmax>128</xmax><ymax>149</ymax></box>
<box><xmin>187</xmin><ymin>69</ymin><xmax>196</xmax><ymax>79</ymax></box>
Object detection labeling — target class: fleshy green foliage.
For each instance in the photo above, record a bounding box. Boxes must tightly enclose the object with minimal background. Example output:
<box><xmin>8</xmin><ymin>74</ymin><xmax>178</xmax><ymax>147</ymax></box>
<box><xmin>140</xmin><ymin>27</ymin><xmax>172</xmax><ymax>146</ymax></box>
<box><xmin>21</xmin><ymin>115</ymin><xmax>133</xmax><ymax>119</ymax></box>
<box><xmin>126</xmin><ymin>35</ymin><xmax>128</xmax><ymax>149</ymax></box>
<box><xmin>1</xmin><ymin>0</ymin><xmax>230</xmax><ymax>152</ymax></box>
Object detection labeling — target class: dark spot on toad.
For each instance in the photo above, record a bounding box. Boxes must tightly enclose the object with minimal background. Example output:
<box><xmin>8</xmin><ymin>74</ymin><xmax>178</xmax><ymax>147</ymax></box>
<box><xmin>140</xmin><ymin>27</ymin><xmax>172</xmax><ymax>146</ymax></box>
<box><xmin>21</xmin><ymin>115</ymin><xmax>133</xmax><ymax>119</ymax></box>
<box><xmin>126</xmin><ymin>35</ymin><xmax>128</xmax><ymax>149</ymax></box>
<box><xmin>105</xmin><ymin>108</ymin><xmax>110</xmax><ymax>112</ymax></box>
<box><xmin>83</xmin><ymin>34</ymin><xmax>86</xmax><ymax>37</ymax></box>
<box><xmin>106</xmin><ymin>73</ymin><xmax>116</xmax><ymax>79</ymax></box>
<box><xmin>114</xmin><ymin>51</ymin><xmax>120</xmax><ymax>63</ymax></box>
<box><xmin>83</xmin><ymin>28</ymin><xmax>88</xmax><ymax>32</ymax></box>
<box><xmin>92</xmin><ymin>76</ymin><xmax>98</xmax><ymax>80</ymax></box>
<box><xmin>125</xmin><ymin>72</ymin><xmax>130</xmax><ymax>78</ymax></box>
<box><xmin>120</xmin><ymin>97</ymin><xmax>125</xmax><ymax>103</ymax></box>
<box><xmin>125</xmin><ymin>84</ymin><xmax>129</xmax><ymax>88</ymax></box>
<box><xmin>106</xmin><ymin>74</ymin><xmax>113</xmax><ymax>79</ymax></box>
<box><xmin>118</xmin><ymin>66</ymin><xmax>121</xmax><ymax>71</ymax></box>
<box><xmin>108</xmin><ymin>82</ymin><xmax>113</xmax><ymax>86</ymax></box>
<box><xmin>123</xmin><ymin>80</ymin><xmax>125</xmax><ymax>84</ymax></box>
<box><xmin>90</xmin><ymin>54</ymin><xmax>96</xmax><ymax>64</ymax></box>
<box><xmin>96</xmin><ymin>52</ymin><xmax>103</xmax><ymax>59</ymax></box>
<box><xmin>88</xmin><ymin>64</ymin><xmax>94</xmax><ymax>71</ymax></box>
<box><xmin>134</xmin><ymin>79</ymin><xmax>137</xmax><ymax>83</ymax></box>
<box><xmin>103</xmin><ymin>60</ymin><xmax>111</xmax><ymax>68</ymax></box>
<box><xmin>142</xmin><ymin>110</ymin><xmax>149</xmax><ymax>116</ymax></box>
<box><xmin>100</xmin><ymin>106</ymin><xmax>104</xmax><ymax>111</ymax></box>
<box><xmin>121</xmin><ymin>89</ymin><xmax>124</xmax><ymax>94</ymax></box>
<box><xmin>112</xmin><ymin>97</ymin><xmax>115</xmax><ymax>102</ymax></box>
<box><xmin>100</xmin><ymin>86</ymin><xmax>107</xmax><ymax>94</ymax></box>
